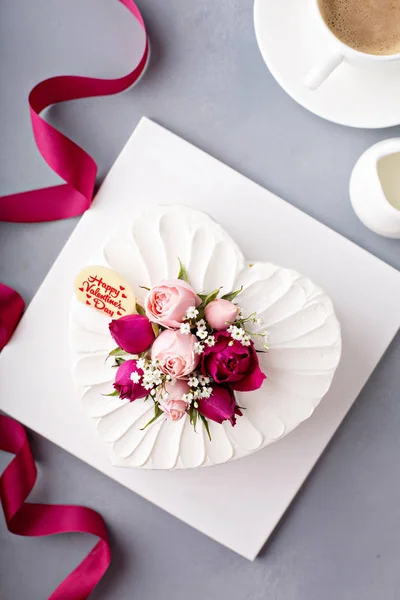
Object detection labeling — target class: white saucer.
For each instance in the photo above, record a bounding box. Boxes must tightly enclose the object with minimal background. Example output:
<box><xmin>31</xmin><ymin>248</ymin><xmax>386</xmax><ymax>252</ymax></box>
<box><xmin>254</xmin><ymin>0</ymin><xmax>400</xmax><ymax>128</ymax></box>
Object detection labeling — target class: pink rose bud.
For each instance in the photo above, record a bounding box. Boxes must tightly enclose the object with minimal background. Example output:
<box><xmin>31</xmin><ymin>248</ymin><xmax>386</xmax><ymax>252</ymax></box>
<box><xmin>197</xmin><ymin>385</ymin><xmax>242</xmax><ymax>426</ymax></box>
<box><xmin>204</xmin><ymin>299</ymin><xmax>239</xmax><ymax>331</ymax></box>
<box><xmin>151</xmin><ymin>329</ymin><xmax>200</xmax><ymax>378</ymax></box>
<box><xmin>159</xmin><ymin>379</ymin><xmax>190</xmax><ymax>421</ymax></box>
<box><xmin>160</xmin><ymin>400</ymin><xmax>188</xmax><ymax>421</ymax></box>
<box><xmin>113</xmin><ymin>359</ymin><xmax>147</xmax><ymax>402</ymax></box>
<box><xmin>201</xmin><ymin>331</ymin><xmax>266</xmax><ymax>392</ymax></box>
<box><xmin>145</xmin><ymin>279</ymin><xmax>201</xmax><ymax>328</ymax></box>
<box><xmin>109</xmin><ymin>314</ymin><xmax>155</xmax><ymax>354</ymax></box>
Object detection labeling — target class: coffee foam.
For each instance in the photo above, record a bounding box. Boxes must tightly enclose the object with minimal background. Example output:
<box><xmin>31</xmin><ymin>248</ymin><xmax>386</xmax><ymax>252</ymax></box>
<box><xmin>318</xmin><ymin>0</ymin><xmax>400</xmax><ymax>55</ymax></box>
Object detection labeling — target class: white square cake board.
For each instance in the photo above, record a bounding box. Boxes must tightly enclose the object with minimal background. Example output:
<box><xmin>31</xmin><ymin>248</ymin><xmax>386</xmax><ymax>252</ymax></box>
<box><xmin>1</xmin><ymin>118</ymin><xmax>399</xmax><ymax>560</ymax></box>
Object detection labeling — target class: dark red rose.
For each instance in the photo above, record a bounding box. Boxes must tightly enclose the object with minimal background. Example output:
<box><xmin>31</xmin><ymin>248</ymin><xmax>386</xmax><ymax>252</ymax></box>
<box><xmin>201</xmin><ymin>331</ymin><xmax>266</xmax><ymax>392</ymax></box>
<box><xmin>113</xmin><ymin>359</ymin><xmax>147</xmax><ymax>402</ymax></box>
<box><xmin>197</xmin><ymin>385</ymin><xmax>242</xmax><ymax>426</ymax></box>
<box><xmin>109</xmin><ymin>313</ymin><xmax>155</xmax><ymax>354</ymax></box>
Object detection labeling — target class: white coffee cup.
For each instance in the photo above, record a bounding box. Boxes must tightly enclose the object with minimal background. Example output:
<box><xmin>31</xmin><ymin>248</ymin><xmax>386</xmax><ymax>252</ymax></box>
<box><xmin>304</xmin><ymin>0</ymin><xmax>400</xmax><ymax>90</ymax></box>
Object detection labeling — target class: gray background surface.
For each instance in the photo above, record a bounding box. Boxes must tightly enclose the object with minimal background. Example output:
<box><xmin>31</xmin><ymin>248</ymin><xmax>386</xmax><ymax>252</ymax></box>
<box><xmin>0</xmin><ymin>1</ymin><xmax>399</xmax><ymax>598</ymax></box>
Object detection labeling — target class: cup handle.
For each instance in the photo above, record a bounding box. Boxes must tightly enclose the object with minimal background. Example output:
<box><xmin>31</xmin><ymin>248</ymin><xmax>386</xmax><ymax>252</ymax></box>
<box><xmin>303</xmin><ymin>52</ymin><xmax>344</xmax><ymax>90</ymax></box>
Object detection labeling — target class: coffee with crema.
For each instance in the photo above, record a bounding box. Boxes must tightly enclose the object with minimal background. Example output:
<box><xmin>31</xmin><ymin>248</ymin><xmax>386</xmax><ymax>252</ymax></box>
<box><xmin>318</xmin><ymin>0</ymin><xmax>400</xmax><ymax>55</ymax></box>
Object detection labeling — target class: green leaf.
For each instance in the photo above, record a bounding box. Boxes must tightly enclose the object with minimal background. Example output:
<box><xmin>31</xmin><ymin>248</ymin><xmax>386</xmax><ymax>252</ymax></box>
<box><xmin>115</xmin><ymin>357</ymin><xmax>126</xmax><ymax>367</ymax></box>
<box><xmin>188</xmin><ymin>406</ymin><xmax>198</xmax><ymax>432</ymax></box>
<box><xmin>221</xmin><ymin>286</ymin><xmax>243</xmax><ymax>302</ymax></box>
<box><xmin>141</xmin><ymin>404</ymin><xmax>163</xmax><ymax>430</ymax></box>
<box><xmin>136</xmin><ymin>303</ymin><xmax>146</xmax><ymax>316</ymax></box>
<box><xmin>151</xmin><ymin>322</ymin><xmax>160</xmax><ymax>337</ymax></box>
<box><xmin>102</xmin><ymin>389</ymin><xmax>119</xmax><ymax>397</ymax></box>
<box><xmin>177</xmin><ymin>258</ymin><xmax>190</xmax><ymax>283</ymax></box>
<box><xmin>108</xmin><ymin>346</ymin><xmax>128</xmax><ymax>357</ymax></box>
<box><xmin>192</xmin><ymin>408</ymin><xmax>198</xmax><ymax>432</ymax></box>
<box><xmin>139</xmin><ymin>285</ymin><xmax>150</xmax><ymax>291</ymax></box>
<box><xmin>198</xmin><ymin>288</ymin><xmax>221</xmax><ymax>307</ymax></box>
<box><xmin>200</xmin><ymin>414</ymin><xmax>212</xmax><ymax>441</ymax></box>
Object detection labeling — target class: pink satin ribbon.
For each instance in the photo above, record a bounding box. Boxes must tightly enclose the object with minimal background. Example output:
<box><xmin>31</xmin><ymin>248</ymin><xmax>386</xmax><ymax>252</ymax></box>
<box><xmin>0</xmin><ymin>0</ymin><xmax>149</xmax><ymax>596</ymax></box>
<box><xmin>0</xmin><ymin>415</ymin><xmax>111</xmax><ymax>599</ymax></box>
<box><xmin>0</xmin><ymin>283</ymin><xmax>25</xmax><ymax>350</ymax></box>
<box><xmin>0</xmin><ymin>0</ymin><xmax>148</xmax><ymax>223</ymax></box>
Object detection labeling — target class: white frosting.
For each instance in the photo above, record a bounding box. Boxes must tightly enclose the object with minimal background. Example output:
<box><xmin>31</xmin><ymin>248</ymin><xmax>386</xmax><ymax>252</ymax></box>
<box><xmin>69</xmin><ymin>205</ymin><xmax>341</xmax><ymax>470</ymax></box>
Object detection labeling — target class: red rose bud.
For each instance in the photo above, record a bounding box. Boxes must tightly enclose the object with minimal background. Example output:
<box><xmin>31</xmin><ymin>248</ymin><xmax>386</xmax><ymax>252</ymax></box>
<box><xmin>197</xmin><ymin>385</ymin><xmax>242</xmax><ymax>426</ymax></box>
<box><xmin>109</xmin><ymin>314</ymin><xmax>155</xmax><ymax>354</ymax></box>
<box><xmin>201</xmin><ymin>331</ymin><xmax>266</xmax><ymax>392</ymax></box>
<box><xmin>113</xmin><ymin>359</ymin><xmax>147</xmax><ymax>402</ymax></box>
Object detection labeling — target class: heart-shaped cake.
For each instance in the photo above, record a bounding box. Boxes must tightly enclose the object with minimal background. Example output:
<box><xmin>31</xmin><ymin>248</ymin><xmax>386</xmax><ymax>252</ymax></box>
<box><xmin>70</xmin><ymin>205</ymin><xmax>341</xmax><ymax>469</ymax></box>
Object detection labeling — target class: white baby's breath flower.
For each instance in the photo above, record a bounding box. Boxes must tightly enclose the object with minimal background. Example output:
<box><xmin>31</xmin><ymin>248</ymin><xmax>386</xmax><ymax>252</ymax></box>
<box><xmin>241</xmin><ymin>335</ymin><xmax>251</xmax><ymax>347</ymax></box>
<box><xmin>188</xmin><ymin>376</ymin><xmax>199</xmax><ymax>387</ymax></box>
<box><xmin>180</xmin><ymin>322</ymin><xmax>191</xmax><ymax>335</ymax></box>
<box><xmin>198</xmin><ymin>374</ymin><xmax>210</xmax><ymax>385</ymax></box>
<box><xmin>196</xmin><ymin>328</ymin><xmax>208</xmax><ymax>340</ymax></box>
<box><xmin>200</xmin><ymin>386</ymin><xmax>213</xmax><ymax>399</ymax></box>
<box><xmin>205</xmin><ymin>335</ymin><xmax>215</xmax><ymax>347</ymax></box>
<box><xmin>136</xmin><ymin>358</ymin><xmax>146</xmax><ymax>370</ymax></box>
<box><xmin>185</xmin><ymin>306</ymin><xmax>199</xmax><ymax>320</ymax></box>
<box><xmin>150</xmin><ymin>388</ymin><xmax>156</xmax><ymax>396</ymax></box>
<box><xmin>163</xmin><ymin>392</ymin><xmax>169</xmax><ymax>400</ymax></box>
<box><xmin>151</xmin><ymin>358</ymin><xmax>160</xmax><ymax>367</ymax></box>
<box><xmin>194</xmin><ymin>342</ymin><xmax>205</xmax><ymax>354</ymax></box>
<box><xmin>196</xmin><ymin>319</ymin><xmax>206</xmax><ymax>329</ymax></box>
<box><xmin>230</xmin><ymin>326</ymin><xmax>245</xmax><ymax>341</ymax></box>
<box><xmin>193</xmin><ymin>389</ymin><xmax>200</xmax><ymax>398</ymax></box>
<box><xmin>130</xmin><ymin>371</ymin><xmax>141</xmax><ymax>384</ymax></box>
<box><xmin>193</xmin><ymin>401</ymin><xmax>199</xmax><ymax>409</ymax></box>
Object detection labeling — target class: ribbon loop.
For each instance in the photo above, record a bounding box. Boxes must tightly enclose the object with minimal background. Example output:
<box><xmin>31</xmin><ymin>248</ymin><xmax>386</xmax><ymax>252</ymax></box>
<box><xmin>0</xmin><ymin>0</ymin><xmax>148</xmax><ymax>224</ymax></box>
<box><xmin>0</xmin><ymin>415</ymin><xmax>112</xmax><ymax>599</ymax></box>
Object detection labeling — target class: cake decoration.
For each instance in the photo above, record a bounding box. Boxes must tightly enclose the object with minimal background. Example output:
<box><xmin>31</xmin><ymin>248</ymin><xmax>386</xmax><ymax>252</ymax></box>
<box><xmin>106</xmin><ymin>263</ymin><xmax>269</xmax><ymax>439</ymax></box>
<box><xmin>70</xmin><ymin>205</ymin><xmax>341</xmax><ymax>470</ymax></box>
<box><xmin>74</xmin><ymin>265</ymin><xmax>136</xmax><ymax>318</ymax></box>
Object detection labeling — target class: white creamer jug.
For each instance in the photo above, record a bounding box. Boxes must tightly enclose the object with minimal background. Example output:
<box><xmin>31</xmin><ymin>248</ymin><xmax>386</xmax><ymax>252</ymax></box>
<box><xmin>350</xmin><ymin>139</ymin><xmax>400</xmax><ymax>239</ymax></box>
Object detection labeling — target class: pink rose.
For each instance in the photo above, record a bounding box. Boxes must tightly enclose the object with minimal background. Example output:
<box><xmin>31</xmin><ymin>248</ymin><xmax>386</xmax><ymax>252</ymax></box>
<box><xmin>201</xmin><ymin>331</ymin><xmax>266</xmax><ymax>392</ymax></box>
<box><xmin>109</xmin><ymin>314</ymin><xmax>155</xmax><ymax>354</ymax></box>
<box><xmin>197</xmin><ymin>385</ymin><xmax>242</xmax><ymax>426</ymax></box>
<box><xmin>205</xmin><ymin>298</ymin><xmax>239</xmax><ymax>331</ymax></box>
<box><xmin>145</xmin><ymin>279</ymin><xmax>201</xmax><ymax>328</ymax></box>
<box><xmin>151</xmin><ymin>330</ymin><xmax>199</xmax><ymax>378</ymax></box>
<box><xmin>113</xmin><ymin>359</ymin><xmax>147</xmax><ymax>402</ymax></box>
<box><xmin>159</xmin><ymin>379</ymin><xmax>190</xmax><ymax>421</ymax></box>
